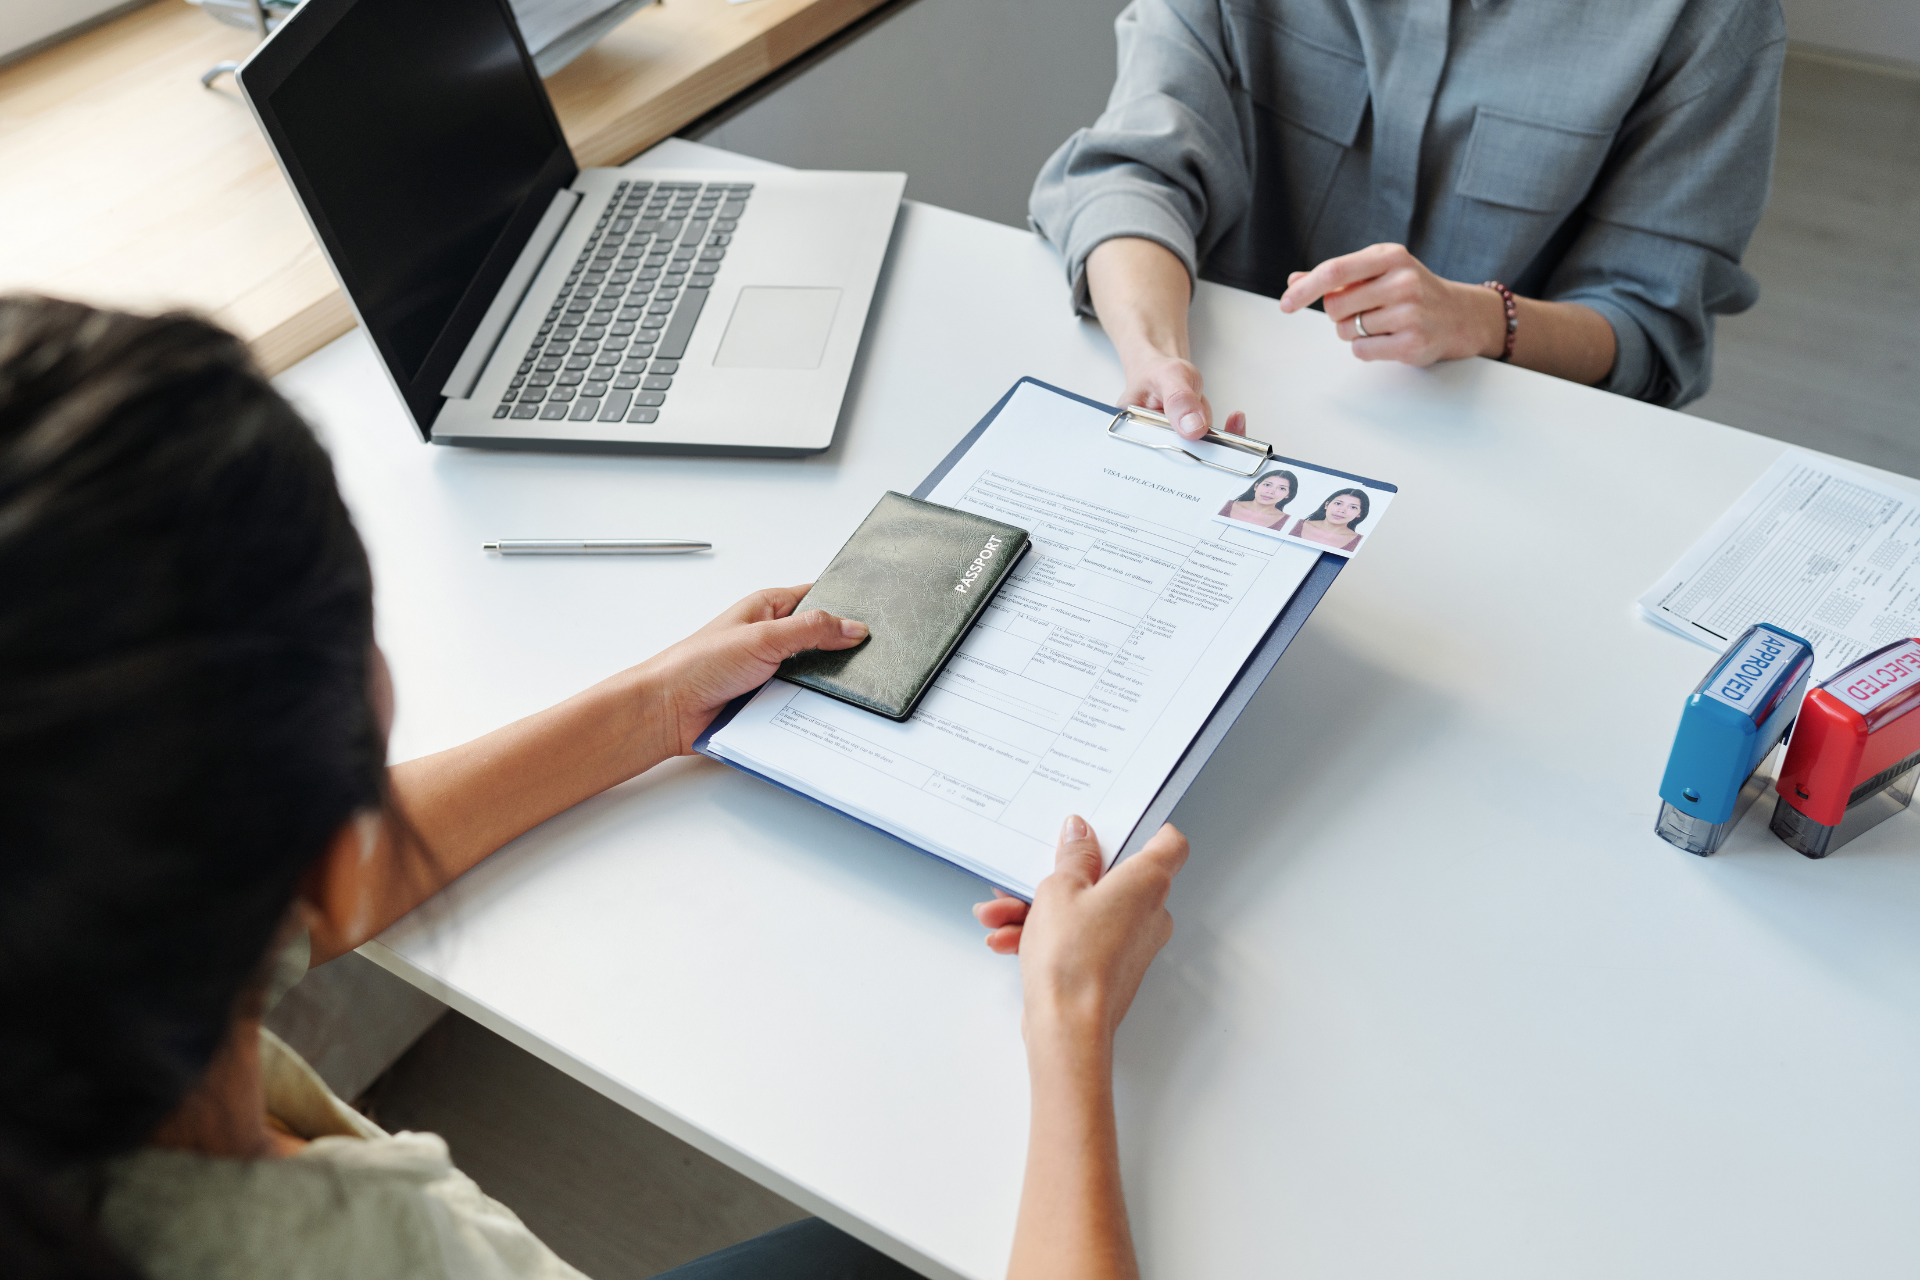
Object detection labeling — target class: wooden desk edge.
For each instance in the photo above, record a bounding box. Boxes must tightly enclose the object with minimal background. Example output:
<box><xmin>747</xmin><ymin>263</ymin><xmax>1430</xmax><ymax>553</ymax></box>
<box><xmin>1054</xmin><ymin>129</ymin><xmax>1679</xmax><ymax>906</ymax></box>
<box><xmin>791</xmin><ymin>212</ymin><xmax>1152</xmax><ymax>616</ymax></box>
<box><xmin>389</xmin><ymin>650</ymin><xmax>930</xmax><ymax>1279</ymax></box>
<box><xmin>252</xmin><ymin>291</ymin><xmax>357</xmax><ymax>379</ymax></box>
<box><xmin>16</xmin><ymin>0</ymin><xmax>894</xmax><ymax>377</ymax></box>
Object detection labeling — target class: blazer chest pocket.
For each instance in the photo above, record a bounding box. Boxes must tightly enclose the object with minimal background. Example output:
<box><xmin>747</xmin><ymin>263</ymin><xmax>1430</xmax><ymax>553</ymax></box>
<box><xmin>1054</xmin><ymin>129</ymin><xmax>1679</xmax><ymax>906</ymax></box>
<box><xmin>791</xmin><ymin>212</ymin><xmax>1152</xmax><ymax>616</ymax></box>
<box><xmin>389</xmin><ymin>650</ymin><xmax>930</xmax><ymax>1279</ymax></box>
<box><xmin>1232</xmin><ymin>9</ymin><xmax>1370</xmax><ymax>147</ymax></box>
<box><xmin>1456</xmin><ymin>108</ymin><xmax>1614</xmax><ymax>214</ymax></box>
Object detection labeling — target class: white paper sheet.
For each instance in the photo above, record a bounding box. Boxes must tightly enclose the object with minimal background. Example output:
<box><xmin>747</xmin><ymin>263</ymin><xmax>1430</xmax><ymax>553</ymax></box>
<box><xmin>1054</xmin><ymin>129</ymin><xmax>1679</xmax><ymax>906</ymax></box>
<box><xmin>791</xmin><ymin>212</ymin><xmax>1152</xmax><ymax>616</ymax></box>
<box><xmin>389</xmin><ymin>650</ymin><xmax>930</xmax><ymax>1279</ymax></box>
<box><xmin>508</xmin><ymin>0</ymin><xmax>651</xmax><ymax>75</ymax></box>
<box><xmin>1640</xmin><ymin>450</ymin><xmax>1920</xmax><ymax>681</ymax></box>
<box><xmin>708</xmin><ymin>382</ymin><xmax>1332</xmax><ymax>896</ymax></box>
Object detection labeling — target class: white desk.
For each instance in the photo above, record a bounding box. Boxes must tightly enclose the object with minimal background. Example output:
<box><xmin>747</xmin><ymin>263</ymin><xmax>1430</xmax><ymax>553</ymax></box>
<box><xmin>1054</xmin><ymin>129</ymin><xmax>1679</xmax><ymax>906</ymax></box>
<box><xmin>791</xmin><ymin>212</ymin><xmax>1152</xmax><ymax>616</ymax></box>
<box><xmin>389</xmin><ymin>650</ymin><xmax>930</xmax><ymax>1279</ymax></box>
<box><xmin>279</xmin><ymin>141</ymin><xmax>1920</xmax><ymax>1280</ymax></box>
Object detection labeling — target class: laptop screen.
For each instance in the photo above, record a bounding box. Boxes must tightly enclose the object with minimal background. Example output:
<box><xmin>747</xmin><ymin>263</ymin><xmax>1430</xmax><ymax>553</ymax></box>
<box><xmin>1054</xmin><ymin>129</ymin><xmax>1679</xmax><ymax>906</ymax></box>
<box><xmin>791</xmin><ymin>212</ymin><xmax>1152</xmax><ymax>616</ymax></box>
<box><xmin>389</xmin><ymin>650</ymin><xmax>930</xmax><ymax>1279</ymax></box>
<box><xmin>242</xmin><ymin>0</ymin><xmax>576</xmax><ymax>430</ymax></box>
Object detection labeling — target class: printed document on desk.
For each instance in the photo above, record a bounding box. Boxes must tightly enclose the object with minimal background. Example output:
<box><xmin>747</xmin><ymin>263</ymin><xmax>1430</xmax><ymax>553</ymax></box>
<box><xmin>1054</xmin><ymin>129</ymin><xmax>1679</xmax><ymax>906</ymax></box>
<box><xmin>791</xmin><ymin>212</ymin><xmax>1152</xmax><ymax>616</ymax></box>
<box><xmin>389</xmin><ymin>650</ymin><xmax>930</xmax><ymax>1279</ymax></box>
<box><xmin>704</xmin><ymin>379</ymin><xmax>1385</xmax><ymax>897</ymax></box>
<box><xmin>1640</xmin><ymin>450</ymin><xmax>1920</xmax><ymax>681</ymax></box>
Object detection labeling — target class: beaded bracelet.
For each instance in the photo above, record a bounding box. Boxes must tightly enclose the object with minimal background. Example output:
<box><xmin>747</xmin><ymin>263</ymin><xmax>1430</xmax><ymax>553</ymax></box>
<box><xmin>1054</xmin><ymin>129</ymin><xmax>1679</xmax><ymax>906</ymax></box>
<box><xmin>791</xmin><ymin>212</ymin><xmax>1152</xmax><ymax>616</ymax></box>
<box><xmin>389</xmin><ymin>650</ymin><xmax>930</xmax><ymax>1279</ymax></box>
<box><xmin>1482</xmin><ymin>280</ymin><xmax>1518</xmax><ymax>362</ymax></box>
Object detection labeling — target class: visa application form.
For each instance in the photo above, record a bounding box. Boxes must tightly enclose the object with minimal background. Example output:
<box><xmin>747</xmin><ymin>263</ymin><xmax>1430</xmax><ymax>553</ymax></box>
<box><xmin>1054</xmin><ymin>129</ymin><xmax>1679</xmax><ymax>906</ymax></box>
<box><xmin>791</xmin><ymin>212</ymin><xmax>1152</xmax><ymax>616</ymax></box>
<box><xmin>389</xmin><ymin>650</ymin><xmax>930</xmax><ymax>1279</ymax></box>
<box><xmin>708</xmin><ymin>381</ymin><xmax>1326</xmax><ymax>897</ymax></box>
<box><xmin>1640</xmin><ymin>450</ymin><xmax>1920</xmax><ymax>681</ymax></box>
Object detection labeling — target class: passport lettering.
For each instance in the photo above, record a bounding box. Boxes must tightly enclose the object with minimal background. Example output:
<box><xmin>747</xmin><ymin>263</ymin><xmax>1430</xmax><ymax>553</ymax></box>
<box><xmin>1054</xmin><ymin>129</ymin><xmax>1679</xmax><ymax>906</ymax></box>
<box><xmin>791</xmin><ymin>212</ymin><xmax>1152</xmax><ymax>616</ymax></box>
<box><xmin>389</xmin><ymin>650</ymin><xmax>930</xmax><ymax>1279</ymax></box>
<box><xmin>954</xmin><ymin>535</ymin><xmax>1005</xmax><ymax>593</ymax></box>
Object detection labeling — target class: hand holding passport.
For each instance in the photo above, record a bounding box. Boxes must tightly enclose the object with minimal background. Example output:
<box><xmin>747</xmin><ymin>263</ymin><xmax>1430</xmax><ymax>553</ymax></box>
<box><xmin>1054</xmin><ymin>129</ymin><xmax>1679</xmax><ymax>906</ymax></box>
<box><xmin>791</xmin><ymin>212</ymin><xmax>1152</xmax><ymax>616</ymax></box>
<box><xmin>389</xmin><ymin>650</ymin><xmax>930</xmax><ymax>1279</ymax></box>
<box><xmin>779</xmin><ymin>492</ymin><xmax>1030</xmax><ymax>720</ymax></box>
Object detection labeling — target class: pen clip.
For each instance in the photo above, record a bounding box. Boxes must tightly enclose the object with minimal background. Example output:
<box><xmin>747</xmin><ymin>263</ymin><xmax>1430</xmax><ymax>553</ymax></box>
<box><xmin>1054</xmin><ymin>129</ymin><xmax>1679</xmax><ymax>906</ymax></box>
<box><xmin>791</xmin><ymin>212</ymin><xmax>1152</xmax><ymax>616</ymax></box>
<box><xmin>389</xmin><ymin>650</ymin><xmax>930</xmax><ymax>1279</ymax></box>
<box><xmin>1104</xmin><ymin>405</ymin><xmax>1274</xmax><ymax>477</ymax></box>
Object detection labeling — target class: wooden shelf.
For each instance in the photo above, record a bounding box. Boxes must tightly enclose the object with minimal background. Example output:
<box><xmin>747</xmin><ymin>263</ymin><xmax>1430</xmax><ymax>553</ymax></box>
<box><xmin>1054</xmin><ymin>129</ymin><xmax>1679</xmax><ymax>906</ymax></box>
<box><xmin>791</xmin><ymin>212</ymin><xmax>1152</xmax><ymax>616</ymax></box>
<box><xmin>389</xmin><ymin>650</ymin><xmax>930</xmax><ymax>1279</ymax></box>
<box><xmin>0</xmin><ymin>0</ymin><xmax>888</xmax><ymax>373</ymax></box>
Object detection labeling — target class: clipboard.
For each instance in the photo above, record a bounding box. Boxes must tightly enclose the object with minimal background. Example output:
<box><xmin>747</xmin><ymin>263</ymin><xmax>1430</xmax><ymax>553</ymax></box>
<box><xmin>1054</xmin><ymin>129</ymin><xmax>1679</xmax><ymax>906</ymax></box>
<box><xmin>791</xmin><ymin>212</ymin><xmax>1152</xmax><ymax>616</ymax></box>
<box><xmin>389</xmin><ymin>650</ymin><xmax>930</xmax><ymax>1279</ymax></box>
<box><xmin>694</xmin><ymin>376</ymin><xmax>1375</xmax><ymax>886</ymax></box>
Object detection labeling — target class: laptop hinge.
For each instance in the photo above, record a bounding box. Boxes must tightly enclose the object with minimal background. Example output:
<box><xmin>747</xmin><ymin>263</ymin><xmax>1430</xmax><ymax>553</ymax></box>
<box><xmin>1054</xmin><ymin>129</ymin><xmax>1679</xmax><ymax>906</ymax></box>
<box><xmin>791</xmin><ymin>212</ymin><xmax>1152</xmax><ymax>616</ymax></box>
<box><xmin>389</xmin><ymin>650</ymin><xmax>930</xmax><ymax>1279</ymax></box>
<box><xmin>442</xmin><ymin>187</ymin><xmax>581</xmax><ymax>400</ymax></box>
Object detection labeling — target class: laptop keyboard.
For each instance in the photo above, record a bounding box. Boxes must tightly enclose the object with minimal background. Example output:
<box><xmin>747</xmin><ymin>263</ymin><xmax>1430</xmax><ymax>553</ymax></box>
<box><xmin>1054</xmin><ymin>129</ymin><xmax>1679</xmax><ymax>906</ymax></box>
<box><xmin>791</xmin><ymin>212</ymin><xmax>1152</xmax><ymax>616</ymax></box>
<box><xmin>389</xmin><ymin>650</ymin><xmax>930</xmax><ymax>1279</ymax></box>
<box><xmin>494</xmin><ymin>178</ymin><xmax>750</xmax><ymax>425</ymax></box>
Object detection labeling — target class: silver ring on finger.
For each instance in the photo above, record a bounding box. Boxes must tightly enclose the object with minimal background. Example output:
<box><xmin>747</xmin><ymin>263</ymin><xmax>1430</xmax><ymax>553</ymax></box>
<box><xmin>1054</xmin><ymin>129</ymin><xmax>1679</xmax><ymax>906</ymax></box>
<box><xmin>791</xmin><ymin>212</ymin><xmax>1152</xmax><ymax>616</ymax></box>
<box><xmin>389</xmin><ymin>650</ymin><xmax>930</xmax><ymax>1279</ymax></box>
<box><xmin>1353</xmin><ymin>310</ymin><xmax>1372</xmax><ymax>339</ymax></box>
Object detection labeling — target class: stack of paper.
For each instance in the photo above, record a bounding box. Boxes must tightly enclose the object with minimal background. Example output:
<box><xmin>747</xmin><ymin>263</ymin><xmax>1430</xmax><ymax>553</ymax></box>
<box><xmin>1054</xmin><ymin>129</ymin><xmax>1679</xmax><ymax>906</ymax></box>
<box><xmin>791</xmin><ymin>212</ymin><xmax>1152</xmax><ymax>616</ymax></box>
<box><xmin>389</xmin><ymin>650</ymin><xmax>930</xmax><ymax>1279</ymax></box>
<box><xmin>508</xmin><ymin>0</ymin><xmax>653</xmax><ymax>76</ymax></box>
<box><xmin>1640</xmin><ymin>451</ymin><xmax>1920</xmax><ymax>681</ymax></box>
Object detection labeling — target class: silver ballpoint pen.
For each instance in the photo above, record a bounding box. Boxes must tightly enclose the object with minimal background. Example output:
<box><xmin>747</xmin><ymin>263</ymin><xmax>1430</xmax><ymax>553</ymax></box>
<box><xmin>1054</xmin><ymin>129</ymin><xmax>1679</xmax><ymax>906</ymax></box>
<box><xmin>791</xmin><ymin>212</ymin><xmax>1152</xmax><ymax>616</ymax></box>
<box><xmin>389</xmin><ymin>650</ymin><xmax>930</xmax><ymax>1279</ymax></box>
<box><xmin>483</xmin><ymin>539</ymin><xmax>712</xmax><ymax>555</ymax></box>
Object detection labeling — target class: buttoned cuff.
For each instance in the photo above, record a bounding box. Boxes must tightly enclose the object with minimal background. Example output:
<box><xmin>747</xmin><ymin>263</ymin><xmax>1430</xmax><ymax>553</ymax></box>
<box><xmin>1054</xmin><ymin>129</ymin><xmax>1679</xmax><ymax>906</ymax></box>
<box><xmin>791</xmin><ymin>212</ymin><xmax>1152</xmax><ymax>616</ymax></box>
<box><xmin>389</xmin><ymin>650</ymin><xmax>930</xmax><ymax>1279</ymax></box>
<box><xmin>1045</xmin><ymin>189</ymin><xmax>1198</xmax><ymax>321</ymax></box>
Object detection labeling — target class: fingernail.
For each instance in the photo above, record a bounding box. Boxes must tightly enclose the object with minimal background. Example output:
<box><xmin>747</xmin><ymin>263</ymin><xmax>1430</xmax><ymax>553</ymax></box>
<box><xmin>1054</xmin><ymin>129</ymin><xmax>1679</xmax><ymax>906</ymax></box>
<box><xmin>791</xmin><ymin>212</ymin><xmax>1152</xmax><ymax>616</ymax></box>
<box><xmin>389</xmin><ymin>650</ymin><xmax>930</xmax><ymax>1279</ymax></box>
<box><xmin>1178</xmin><ymin>413</ymin><xmax>1204</xmax><ymax>438</ymax></box>
<box><xmin>840</xmin><ymin>619</ymin><xmax>868</xmax><ymax>639</ymax></box>
<box><xmin>1062</xmin><ymin>814</ymin><xmax>1089</xmax><ymax>840</ymax></box>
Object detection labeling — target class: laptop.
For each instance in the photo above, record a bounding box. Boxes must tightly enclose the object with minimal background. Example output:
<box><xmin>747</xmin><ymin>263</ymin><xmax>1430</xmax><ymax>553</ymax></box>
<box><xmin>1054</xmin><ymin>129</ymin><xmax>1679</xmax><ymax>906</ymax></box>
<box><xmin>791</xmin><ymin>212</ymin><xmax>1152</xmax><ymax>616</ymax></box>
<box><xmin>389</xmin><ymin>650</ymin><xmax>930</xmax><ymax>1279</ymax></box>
<box><xmin>237</xmin><ymin>0</ymin><xmax>904</xmax><ymax>456</ymax></box>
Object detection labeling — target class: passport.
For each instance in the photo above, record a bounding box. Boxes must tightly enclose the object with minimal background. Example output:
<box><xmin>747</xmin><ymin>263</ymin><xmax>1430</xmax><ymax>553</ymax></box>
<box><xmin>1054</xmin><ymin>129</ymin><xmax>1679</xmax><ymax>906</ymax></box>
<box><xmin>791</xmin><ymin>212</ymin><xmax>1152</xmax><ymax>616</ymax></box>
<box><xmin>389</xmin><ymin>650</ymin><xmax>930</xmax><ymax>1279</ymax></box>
<box><xmin>778</xmin><ymin>491</ymin><xmax>1030</xmax><ymax>720</ymax></box>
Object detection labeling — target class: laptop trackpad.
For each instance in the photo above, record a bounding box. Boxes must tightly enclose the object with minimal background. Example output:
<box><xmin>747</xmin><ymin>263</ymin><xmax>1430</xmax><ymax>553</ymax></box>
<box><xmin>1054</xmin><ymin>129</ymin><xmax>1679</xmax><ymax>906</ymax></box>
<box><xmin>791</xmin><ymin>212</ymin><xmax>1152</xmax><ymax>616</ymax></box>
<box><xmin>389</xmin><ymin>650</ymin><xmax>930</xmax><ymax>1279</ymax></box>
<box><xmin>713</xmin><ymin>287</ymin><xmax>842</xmax><ymax>369</ymax></box>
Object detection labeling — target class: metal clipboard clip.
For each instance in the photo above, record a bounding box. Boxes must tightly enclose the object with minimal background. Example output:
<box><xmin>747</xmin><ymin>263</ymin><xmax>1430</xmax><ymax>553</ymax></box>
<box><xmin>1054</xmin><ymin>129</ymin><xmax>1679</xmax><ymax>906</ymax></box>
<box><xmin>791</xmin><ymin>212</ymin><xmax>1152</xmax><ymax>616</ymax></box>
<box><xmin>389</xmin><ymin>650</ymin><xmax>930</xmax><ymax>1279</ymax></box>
<box><xmin>1104</xmin><ymin>405</ymin><xmax>1274</xmax><ymax>477</ymax></box>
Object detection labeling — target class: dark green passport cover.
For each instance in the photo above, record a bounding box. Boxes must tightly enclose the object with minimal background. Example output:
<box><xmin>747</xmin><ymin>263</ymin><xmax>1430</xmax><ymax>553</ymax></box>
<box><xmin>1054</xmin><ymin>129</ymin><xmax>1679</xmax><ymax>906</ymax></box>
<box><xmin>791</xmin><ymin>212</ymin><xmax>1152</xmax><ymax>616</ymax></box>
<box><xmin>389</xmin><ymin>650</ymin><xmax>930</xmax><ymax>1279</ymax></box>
<box><xmin>779</xmin><ymin>491</ymin><xmax>1030</xmax><ymax>721</ymax></box>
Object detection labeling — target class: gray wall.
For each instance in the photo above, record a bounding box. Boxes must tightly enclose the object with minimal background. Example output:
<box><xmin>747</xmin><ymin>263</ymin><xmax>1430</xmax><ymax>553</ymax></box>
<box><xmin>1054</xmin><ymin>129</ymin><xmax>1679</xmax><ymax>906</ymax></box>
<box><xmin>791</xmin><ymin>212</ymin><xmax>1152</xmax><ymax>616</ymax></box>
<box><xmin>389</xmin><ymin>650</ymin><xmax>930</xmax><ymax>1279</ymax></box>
<box><xmin>689</xmin><ymin>0</ymin><xmax>1129</xmax><ymax>229</ymax></box>
<box><xmin>2</xmin><ymin>0</ymin><xmax>141</xmax><ymax>63</ymax></box>
<box><xmin>1782</xmin><ymin>0</ymin><xmax>1920</xmax><ymax>69</ymax></box>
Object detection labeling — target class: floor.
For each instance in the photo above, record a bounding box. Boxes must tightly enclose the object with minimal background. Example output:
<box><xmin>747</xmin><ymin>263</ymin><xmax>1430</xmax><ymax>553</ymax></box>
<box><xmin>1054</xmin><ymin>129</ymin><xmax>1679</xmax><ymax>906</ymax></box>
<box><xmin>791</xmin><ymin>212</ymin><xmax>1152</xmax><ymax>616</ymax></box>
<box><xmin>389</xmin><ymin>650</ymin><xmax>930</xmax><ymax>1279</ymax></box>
<box><xmin>1683</xmin><ymin>51</ymin><xmax>1920</xmax><ymax>477</ymax></box>
<box><xmin>689</xmin><ymin>0</ymin><xmax>1130</xmax><ymax>230</ymax></box>
<box><xmin>358</xmin><ymin>1011</ymin><xmax>807</xmax><ymax>1278</ymax></box>
<box><xmin>333</xmin><ymin>21</ymin><xmax>1920</xmax><ymax>1280</ymax></box>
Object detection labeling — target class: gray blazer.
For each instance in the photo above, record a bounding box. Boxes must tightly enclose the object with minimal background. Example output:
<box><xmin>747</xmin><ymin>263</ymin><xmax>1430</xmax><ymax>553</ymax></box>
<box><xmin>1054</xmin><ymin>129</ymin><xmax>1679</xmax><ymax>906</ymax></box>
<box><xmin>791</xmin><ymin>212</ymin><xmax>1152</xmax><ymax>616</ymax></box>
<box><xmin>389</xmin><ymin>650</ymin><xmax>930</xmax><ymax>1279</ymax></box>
<box><xmin>1029</xmin><ymin>0</ymin><xmax>1786</xmax><ymax>407</ymax></box>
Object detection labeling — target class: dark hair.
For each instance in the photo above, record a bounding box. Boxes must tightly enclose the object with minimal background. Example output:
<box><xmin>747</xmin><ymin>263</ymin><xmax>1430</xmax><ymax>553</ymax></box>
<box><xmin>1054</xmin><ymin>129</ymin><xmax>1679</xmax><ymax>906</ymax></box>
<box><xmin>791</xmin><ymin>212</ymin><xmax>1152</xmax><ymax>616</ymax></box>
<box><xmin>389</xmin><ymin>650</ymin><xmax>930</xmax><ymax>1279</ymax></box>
<box><xmin>1234</xmin><ymin>468</ymin><xmax>1298</xmax><ymax>508</ymax></box>
<box><xmin>1305</xmin><ymin>487</ymin><xmax>1370</xmax><ymax>531</ymax></box>
<box><xmin>0</xmin><ymin>296</ymin><xmax>385</xmax><ymax>1276</ymax></box>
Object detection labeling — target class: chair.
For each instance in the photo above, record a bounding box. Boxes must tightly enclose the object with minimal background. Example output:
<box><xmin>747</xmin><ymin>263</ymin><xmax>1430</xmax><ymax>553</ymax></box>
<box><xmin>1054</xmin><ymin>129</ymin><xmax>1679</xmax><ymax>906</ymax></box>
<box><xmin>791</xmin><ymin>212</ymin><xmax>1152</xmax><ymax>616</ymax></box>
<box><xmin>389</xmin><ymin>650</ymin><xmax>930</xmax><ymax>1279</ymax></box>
<box><xmin>186</xmin><ymin>0</ymin><xmax>300</xmax><ymax>87</ymax></box>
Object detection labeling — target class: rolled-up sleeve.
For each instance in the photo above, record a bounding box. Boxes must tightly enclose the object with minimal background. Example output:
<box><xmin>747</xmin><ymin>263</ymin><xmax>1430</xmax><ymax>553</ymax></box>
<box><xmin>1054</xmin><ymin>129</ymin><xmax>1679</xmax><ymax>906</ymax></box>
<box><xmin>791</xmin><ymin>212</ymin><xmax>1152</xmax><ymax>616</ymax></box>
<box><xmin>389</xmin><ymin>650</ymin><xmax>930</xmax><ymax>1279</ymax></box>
<box><xmin>1029</xmin><ymin>0</ymin><xmax>1248</xmax><ymax>318</ymax></box>
<box><xmin>1547</xmin><ymin>2</ymin><xmax>1784</xmax><ymax>407</ymax></box>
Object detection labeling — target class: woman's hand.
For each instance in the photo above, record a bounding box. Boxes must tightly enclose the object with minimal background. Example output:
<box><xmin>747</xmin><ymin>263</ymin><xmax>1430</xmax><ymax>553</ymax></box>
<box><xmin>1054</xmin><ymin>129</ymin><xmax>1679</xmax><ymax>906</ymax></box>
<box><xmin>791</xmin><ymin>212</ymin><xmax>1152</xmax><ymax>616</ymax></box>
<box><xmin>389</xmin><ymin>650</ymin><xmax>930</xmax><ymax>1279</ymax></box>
<box><xmin>1118</xmin><ymin>354</ymin><xmax>1247</xmax><ymax>444</ymax></box>
<box><xmin>635</xmin><ymin>585</ymin><xmax>868</xmax><ymax>757</ymax></box>
<box><xmin>1280</xmin><ymin>243</ymin><xmax>1617</xmax><ymax>383</ymax></box>
<box><xmin>1280</xmin><ymin>242</ymin><xmax>1506</xmax><ymax>367</ymax></box>
<box><xmin>1086</xmin><ymin>237</ymin><xmax>1246</xmax><ymax>442</ymax></box>
<box><xmin>320</xmin><ymin>586</ymin><xmax>867</xmax><ymax>965</ymax></box>
<box><xmin>986</xmin><ymin>817</ymin><xmax>1189</xmax><ymax>1280</ymax></box>
<box><xmin>974</xmin><ymin>817</ymin><xmax>1189</xmax><ymax>1043</ymax></box>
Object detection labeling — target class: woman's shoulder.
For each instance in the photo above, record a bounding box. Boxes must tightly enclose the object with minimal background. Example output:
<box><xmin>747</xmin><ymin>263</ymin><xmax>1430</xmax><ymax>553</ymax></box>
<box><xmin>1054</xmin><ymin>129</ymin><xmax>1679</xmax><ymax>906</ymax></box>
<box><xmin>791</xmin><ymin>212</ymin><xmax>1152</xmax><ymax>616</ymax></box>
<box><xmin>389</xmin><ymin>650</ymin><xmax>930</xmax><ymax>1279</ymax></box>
<box><xmin>99</xmin><ymin>1118</ymin><xmax>588</xmax><ymax>1280</ymax></box>
<box><xmin>260</xmin><ymin>1027</ymin><xmax>387</xmax><ymax>1143</ymax></box>
<box><xmin>98</xmin><ymin>1137</ymin><xmax>437</xmax><ymax>1280</ymax></box>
